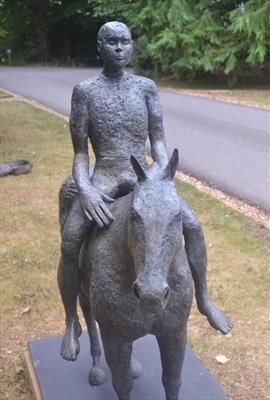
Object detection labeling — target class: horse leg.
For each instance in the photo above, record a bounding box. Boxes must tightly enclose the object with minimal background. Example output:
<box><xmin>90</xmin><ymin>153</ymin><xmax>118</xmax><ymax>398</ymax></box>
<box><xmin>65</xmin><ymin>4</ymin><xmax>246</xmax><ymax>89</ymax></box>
<box><xmin>156</xmin><ymin>330</ymin><xmax>187</xmax><ymax>400</ymax></box>
<box><xmin>79</xmin><ymin>291</ymin><xmax>107</xmax><ymax>385</ymax></box>
<box><xmin>101</xmin><ymin>329</ymin><xmax>133</xmax><ymax>400</ymax></box>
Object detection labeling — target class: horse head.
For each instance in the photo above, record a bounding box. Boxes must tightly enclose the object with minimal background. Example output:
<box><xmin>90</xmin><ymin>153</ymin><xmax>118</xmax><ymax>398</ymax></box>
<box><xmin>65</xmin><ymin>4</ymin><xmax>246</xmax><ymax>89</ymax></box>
<box><xmin>128</xmin><ymin>149</ymin><xmax>182</xmax><ymax>313</ymax></box>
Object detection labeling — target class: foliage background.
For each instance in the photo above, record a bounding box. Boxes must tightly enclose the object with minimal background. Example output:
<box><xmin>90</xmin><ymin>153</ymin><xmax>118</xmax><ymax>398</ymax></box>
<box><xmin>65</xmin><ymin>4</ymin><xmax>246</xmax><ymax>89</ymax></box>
<box><xmin>0</xmin><ymin>0</ymin><xmax>269</xmax><ymax>83</ymax></box>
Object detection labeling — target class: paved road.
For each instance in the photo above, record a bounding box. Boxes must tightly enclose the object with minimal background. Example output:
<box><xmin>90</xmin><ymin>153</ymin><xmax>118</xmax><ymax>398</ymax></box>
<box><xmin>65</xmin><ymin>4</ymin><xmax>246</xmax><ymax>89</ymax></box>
<box><xmin>1</xmin><ymin>66</ymin><xmax>269</xmax><ymax>211</ymax></box>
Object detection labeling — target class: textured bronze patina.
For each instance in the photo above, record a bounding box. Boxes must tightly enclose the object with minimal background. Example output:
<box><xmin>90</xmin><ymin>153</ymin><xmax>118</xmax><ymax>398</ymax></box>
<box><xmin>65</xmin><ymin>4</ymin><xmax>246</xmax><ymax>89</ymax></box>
<box><xmin>57</xmin><ymin>21</ymin><xmax>232</xmax><ymax>400</ymax></box>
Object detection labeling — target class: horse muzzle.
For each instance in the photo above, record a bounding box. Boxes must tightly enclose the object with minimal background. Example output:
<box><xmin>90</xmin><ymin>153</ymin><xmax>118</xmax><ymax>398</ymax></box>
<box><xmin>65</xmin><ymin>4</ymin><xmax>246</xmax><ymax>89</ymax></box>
<box><xmin>132</xmin><ymin>279</ymin><xmax>170</xmax><ymax>313</ymax></box>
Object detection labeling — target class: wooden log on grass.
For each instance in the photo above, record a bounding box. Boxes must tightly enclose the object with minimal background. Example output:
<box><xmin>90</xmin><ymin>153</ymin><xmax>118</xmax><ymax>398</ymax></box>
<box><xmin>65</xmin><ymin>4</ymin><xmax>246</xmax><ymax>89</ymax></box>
<box><xmin>0</xmin><ymin>160</ymin><xmax>32</xmax><ymax>177</ymax></box>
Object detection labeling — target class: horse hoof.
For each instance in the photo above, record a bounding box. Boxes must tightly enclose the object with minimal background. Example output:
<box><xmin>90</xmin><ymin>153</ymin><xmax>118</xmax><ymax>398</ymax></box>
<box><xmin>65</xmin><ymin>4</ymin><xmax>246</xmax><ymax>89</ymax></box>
<box><xmin>60</xmin><ymin>340</ymin><xmax>80</xmax><ymax>361</ymax></box>
<box><xmin>89</xmin><ymin>366</ymin><xmax>108</xmax><ymax>386</ymax></box>
<box><xmin>131</xmin><ymin>358</ymin><xmax>143</xmax><ymax>379</ymax></box>
<box><xmin>60</xmin><ymin>329</ymin><xmax>80</xmax><ymax>361</ymax></box>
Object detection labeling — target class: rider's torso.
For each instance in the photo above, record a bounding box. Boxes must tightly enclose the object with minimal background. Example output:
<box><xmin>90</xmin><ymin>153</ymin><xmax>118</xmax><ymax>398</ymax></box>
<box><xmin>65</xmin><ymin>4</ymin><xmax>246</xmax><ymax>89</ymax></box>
<box><xmin>81</xmin><ymin>72</ymin><xmax>150</xmax><ymax>196</ymax></box>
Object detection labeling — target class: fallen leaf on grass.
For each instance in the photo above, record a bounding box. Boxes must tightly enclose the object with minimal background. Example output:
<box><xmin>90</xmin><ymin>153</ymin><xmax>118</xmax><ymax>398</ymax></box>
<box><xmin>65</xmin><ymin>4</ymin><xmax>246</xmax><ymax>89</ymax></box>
<box><xmin>15</xmin><ymin>365</ymin><xmax>24</xmax><ymax>375</ymax></box>
<box><xmin>215</xmin><ymin>354</ymin><xmax>229</xmax><ymax>364</ymax></box>
<box><xmin>21</xmin><ymin>306</ymin><xmax>31</xmax><ymax>314</ymax></box>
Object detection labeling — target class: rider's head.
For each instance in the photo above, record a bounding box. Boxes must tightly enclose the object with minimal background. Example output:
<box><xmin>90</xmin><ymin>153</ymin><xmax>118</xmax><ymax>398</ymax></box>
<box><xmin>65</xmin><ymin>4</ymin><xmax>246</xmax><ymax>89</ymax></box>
<box><xmin>97</xmin><ymin>21</ymin><xmax>133</xmax><ymax>68</ymax></box>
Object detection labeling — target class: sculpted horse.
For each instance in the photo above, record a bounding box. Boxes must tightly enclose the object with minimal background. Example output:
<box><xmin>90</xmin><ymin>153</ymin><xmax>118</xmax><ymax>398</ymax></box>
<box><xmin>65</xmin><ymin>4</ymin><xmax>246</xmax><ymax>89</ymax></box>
<box><xmin>79</xmin><ymin>149</ymin><xmax>193</xmax><ymax>400</ymax></box>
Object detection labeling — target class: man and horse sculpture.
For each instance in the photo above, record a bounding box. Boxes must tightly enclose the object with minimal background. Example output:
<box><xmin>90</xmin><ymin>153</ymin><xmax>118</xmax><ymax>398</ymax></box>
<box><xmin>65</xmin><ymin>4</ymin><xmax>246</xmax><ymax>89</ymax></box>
<box><xmin>57</xmin><ymin>21</ymin><xmax>232</xmax><ymax>400</ymax></box>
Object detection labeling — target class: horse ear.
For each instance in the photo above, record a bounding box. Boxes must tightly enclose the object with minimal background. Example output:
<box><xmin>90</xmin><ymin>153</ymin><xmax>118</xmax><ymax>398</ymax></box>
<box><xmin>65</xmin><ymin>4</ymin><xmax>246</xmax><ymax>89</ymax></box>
<box><xmin>130</xmin><ymin>155</ymin><xmax>147</xmax><ymax>181</ymax></box>
<box><xmin>163</xmin><ymin>149</ymin><xmax>179</xmax><ymax>179</ymax></box>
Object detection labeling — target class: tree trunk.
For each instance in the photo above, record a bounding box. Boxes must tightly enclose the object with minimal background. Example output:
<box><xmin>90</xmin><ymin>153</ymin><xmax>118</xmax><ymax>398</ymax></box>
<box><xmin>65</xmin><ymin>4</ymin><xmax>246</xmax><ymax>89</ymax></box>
<box><xmin>62</xmin><ymin>19</ymin><xmax>72</xmax><ymax>64</ymax></box>
<box><xmin>31</xmin><ymin>0</ymin><xmax>48</xmax><ymax>62</ymax></box>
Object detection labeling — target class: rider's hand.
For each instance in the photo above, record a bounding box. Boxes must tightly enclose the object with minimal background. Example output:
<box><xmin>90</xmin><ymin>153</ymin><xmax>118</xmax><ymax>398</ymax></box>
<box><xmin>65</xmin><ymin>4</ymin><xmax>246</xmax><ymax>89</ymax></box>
<box><xmin>79</xmin><ymin>187</ymin><xmax>114</xmax><ymax>227</ymax></box>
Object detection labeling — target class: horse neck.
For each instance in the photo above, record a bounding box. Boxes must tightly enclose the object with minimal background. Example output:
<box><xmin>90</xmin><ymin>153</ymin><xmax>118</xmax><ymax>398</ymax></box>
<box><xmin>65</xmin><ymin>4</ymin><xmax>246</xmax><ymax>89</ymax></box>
<box><xmin>110</xmin><ymin>193</ymin><xmax>133</xmax><ymax>266</ymax></box>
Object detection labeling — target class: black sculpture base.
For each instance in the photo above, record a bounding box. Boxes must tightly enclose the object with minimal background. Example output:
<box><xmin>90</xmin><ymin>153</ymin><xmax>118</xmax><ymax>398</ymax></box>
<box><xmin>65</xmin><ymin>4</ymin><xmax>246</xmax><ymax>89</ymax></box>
<box><xmin>25</xmin><ymin>332</ymin><xmax>228</xmax><ymax>400</ymax></box>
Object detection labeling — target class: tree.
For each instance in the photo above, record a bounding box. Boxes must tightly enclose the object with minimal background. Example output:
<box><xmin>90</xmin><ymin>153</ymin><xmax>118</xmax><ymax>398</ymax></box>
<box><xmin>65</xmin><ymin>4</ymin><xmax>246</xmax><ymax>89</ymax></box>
<box><xmin>0</xmin><ymin>0</ymin><xmax>49</xmax><ymax>63</ymax></box>
<box><xmin>92</xmin><ymin>0</ymin><xmax>269</xmax><ymax>81</ymax></box>
<box><xmin>0</xmin><ymin>0</ymin><xmax>103</xmax><ymax>64</ymax></box>
<box><xmin>227</xmin><ymin>0</ymin><xmax>270</xmax><ymax>70</ymax></box>
<box><xmin>131</xmin><ymin>0</ymin><xmax>269</xmax><ymax>79</ymax></box>
<box><xmin>1</xmin><ymin>0</ymin><xmax>269</xmax><ymax>81</ymax></box>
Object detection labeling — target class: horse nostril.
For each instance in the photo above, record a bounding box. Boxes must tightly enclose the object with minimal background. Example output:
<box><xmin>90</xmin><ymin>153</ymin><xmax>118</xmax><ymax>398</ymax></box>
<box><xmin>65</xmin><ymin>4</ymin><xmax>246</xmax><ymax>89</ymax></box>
<box><xmin>163</xmin><ymin>286</ymin><xmax>170</xmax><ymax>301</ymax></box>
<box><xmin>133</xmin><ymin>282</ymin><xmax>140</xmax><ymax>300</ymax></box>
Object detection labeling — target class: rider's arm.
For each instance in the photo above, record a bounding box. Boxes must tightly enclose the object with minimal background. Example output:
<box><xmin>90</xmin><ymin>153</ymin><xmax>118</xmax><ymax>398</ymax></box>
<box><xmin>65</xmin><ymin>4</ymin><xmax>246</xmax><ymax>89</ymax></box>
<box><xmin>146</xmin><ymin>80</ymin><xmax>169</xmax><ymax>168</ymax></box>
<box><xmin>70</xmin><ymin>84</ymin><xmax>114</xmax><ymax>227</ymax></box>
<box><xmin>70</xmin><ymin>84</ymin><xmax>91</xmax><ymax>195</ymax></box>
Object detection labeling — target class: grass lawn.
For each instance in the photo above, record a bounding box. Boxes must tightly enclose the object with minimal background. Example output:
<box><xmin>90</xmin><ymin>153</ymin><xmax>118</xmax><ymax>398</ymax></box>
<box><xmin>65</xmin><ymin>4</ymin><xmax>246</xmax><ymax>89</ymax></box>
<box><xmin>0</xmin><ymin>99</ymin><xmax>269</xmax><ymax>400</ymax></box>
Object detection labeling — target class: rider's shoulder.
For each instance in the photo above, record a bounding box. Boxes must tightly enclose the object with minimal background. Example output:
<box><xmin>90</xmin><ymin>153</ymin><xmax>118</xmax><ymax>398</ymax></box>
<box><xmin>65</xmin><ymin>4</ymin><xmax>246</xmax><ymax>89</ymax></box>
<box><xmin>73</xmin><ymin>76</ymin><xmax>101</xmax><ymax>96</ymax></box>
<box><xmin>130</xmin><ymin>73</ymin><xmax>158</xmax><ymax>93</ymax></box>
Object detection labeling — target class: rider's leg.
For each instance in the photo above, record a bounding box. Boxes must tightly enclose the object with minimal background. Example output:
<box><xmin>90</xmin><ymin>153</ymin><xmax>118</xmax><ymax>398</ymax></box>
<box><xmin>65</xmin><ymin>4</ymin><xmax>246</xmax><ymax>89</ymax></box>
<box><xmin>180</xmin><ymin>197</ymin><xmax>232</xmax><ymax>334</ymax></box>
<box><xmin>58</xmin><ymin>197</ymin><xmax>91</xmax><ymax>360</ymax></box>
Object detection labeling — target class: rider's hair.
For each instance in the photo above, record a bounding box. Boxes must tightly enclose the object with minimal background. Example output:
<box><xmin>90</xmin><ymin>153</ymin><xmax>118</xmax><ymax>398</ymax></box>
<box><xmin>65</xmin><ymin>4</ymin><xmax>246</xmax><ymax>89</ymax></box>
<box><xmin>97</xmin><ymin>21</ymin><xmax>131</xmax><ymax>43</ymax></box>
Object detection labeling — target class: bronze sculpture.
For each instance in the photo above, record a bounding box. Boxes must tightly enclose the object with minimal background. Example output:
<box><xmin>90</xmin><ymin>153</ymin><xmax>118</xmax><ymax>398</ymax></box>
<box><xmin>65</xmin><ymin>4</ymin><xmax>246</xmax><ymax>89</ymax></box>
<box><xmin>79</xmin><ymin>149</ymin><xmax>193</xmax><ymax>399</ymax></box>
<box><xmin>57</xmin><ymin>21</ymin><xmax>232</xmax><ymax>399</ymax></box>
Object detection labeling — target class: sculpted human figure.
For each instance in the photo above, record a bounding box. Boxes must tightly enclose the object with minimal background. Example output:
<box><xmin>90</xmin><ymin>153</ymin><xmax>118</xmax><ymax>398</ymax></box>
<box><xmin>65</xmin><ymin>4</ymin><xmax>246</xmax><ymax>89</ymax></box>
<box><xmin>58</xmin><ymin>21</ymin><xmax>232</xmax><ymax>361</ymax></box>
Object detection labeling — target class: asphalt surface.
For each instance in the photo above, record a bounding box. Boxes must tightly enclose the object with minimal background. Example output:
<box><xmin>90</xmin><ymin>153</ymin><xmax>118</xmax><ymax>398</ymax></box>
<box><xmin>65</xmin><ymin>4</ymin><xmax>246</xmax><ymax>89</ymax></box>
<box><xmin>1</xmin><ymin>66</ymin><xmax>269</xmax><ymax>211</ymax></box>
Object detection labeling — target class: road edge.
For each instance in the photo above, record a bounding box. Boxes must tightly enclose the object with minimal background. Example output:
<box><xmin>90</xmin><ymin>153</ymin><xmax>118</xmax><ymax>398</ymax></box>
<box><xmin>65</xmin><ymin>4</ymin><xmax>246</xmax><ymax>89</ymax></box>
<box><xmin>159</xmin><ymin>87</ymin><xmax>270</xmax><ymax>111</ymax></box>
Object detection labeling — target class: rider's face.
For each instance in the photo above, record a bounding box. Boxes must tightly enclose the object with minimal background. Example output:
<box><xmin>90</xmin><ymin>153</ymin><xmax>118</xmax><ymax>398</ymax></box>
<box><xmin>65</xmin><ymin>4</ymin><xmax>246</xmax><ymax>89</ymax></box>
<box><xmin>98</xmin><ymin>26</ymin><xmax>133</xmax><ymax>68</ymax></box>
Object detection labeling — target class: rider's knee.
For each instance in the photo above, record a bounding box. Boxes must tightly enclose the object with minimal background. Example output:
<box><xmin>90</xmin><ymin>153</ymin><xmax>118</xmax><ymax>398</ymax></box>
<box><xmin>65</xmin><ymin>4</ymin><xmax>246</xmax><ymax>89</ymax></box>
<box><xmin>183</xmin><ymin>215</ymin><xmax>201</xmax><ymax>235</ymax></box>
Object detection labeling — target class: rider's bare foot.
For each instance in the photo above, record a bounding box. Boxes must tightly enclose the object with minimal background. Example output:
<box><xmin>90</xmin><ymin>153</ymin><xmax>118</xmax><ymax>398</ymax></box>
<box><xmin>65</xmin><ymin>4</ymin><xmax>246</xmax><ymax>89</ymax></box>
<box><xmin>60</xmin><ymin>318</ymin><xmax>82</xmax><ymax>361</ymax></box>
<box><xmin>197</xmin><ymin>297</ymin><xmax>232</xmax><ymax>334</ymax></box>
